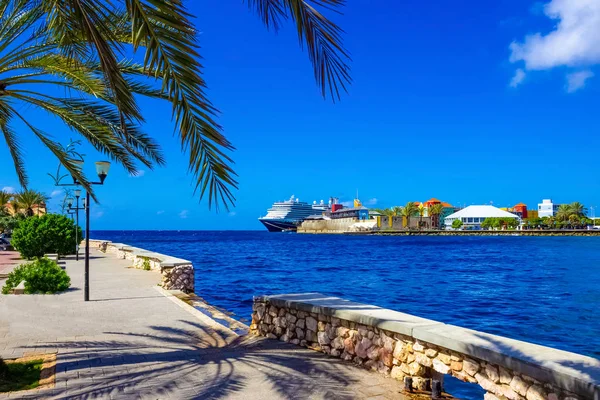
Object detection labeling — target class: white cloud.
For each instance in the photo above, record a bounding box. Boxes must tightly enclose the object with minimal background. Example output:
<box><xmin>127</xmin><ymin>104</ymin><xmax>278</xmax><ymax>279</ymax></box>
<box><xmin>129</xmin><ymin>170</ymin><xmax>145</xmax><ymax>178</ymax></box>
<box><xmin>366</xmin><ymin>198</ymin><xmax>378</xmax><ymax>206</ymax></box>
<box><xmin>179</xmin><ymin>210</ymin><xmax>189</xmax><ymax>219</ymax></box>
<box><xmin>2</xmin><ymin>186</ymin><xmax>15</xmax><ymax>194</ymax></box>
<box><xmin>156</xmin><ymin>210</ymin><xmax>165</xmax><ymax>215</ymax></box>
<box><xmin>509</xmin><ymin>69</ymin><xmax>526</xmax><ymax>87</ymax></box>
<box><xmin>566</xmin><ymin>70</ymin><xmax>594</xmax><ymax>92</ymax></box>
<box><xmin>51</xmin><ymin>190</ymin><xmax>63</xmax><ymax>198</ymax></box>
<box><xmin>509</xmin><ymin>0</ymin><xmax>600</xmax><ymax>88</ymax></box>
<box><xmin>229</xmin><ymin>211</ymin><xmax>237</xmax><ymax>217</ymax></box>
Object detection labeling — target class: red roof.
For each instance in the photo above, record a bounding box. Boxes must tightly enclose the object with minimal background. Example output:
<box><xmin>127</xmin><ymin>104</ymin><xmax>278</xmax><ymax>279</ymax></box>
<box><xmin>424</xmin><ymin>198</ymin><xmax>442</xmax><ymax>205</ymax></box>
<box><xmin>513</xmin><ymin>203</ymin><xmax>527</xmax><ymax>207</ymax></box>
<box><xmin>441</xmin><ymin>202</ymin><xmax>454</xmax><ymax>208</ymax></box>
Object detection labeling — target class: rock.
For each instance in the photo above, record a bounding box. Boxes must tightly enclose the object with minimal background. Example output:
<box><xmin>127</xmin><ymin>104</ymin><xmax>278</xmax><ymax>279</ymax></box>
<box><xmin>344</xmin><ymin>337</ymin><xmax>355</xmax><ymax>354</ymax></box>
<box><xmin>433</xmin><ymin>358</ymin><xmax>451</xmax><ymax>374</ymax></box>
<box><xmin>355</xmin><ymin>338</ymin><xmax>372</xmax><ymax>358</ymax></box>
<box><xmin>484</xmin><ymin>364</ymin><xmax>499</xmax><ymax>383</ymax></box>
<box><xmin>484</xmin><ymin>393</ymin><xmax>501</xmax><ymax>400</ymax></box>
<box><xmin>306</xmin><ymin>317</ymin><xmax>317</xmax><ymax>332</ymax></box>
<box><xmin>353</xmin><ymin>356</ymin><xmax>363</xmax><ymax>366</ymax></box>
<box><xmin>331</xmin><ymin>336</ymin><xmax>344</xmax><ymax>350</ymax></box>
<box><xmin>274</xmin><ymin>327</ymin><xmax>284</xmax><ymax>336</ymax></box>
<box><xmin>525</xmin><ymin>385</ymin><xmax>546</xmax><ymax>400</ymax></box>
<box><xmin>300</xmin><ymin>340</ymin><xmax>307</xmax><ymax>347</ymax></box>
<box><xmin>331</xmin><ymin>317</ymin><xmax>341</xmax><ymax>326</ymax></box>
<box><xmin>409</xmin><ymin>362</ymin><xmax>426</xmax><ymax>376</ymax></box>
<box><xmin>499</xmin><ymin>384</ymin><xmax>521</xmax><ymax>400</ymax></box>
<box><xmin>400</xmin><ymin>362</ymin><xmax>410</xmax><ymax>375</ymax></box>
<box><xmin>286</xmin><ymin>313</ymin><xmax>297</xmax><ymax>324</ymax></box>
<box><xmin>415</xmin><ymin>353</ymin><xmax>432</xmax><ymax>367</ymax></box>
<box><xmin>321</xmin><ymin>345</ymin><xmax>331</xmax><ymax>354</ymax></box>
<box><xmin>327</xmin><ymin>327</ymin><xmax>337</xmax><ymax>340</ymax></box>
<box><xmin>463</xmin><ymin>358</ymin><xmax>480</xmax><ymax>376</ymax></box>
<box><xmin>407</xmin><ymin>353</ymin><xmax>416</xmax><ymax>363</ymax></box>
<box><xmin>380</xmin><ymin>349</ymin><xmax>393</xmax><ymax>367</ymax></box>
<box><xmin>268</xmin><ymin>306</ymin><xmax>278</xmax><ymax>317</ymax></box>
<box><xmin>266</xmin><ymin>333</ymin><xmax>277</xmax><ymax>339</ymax></box>
<box><xmin>318</xmin><ymin>313</ymin><xmax>327</xmax><ymax>322</ymax></box>
<box><xmin>357</xmin><ymin>325</ymin><xmax>368</xmax><ymax>337</ymax></box>
<box><xmin>377</xmin><ymin>360</ymin><xmax>390</xmax><ymax>375</ymax></box>
<box><xmin>331</xmin><ymin>349</ymin><xmax>341</xmax><ymax>357</ymax></box>
<box><xmin>413</xmin><ymin>342</ymin><xmax>425</xmax><ymax>352</ymax></box>
<box><xmin>425</xmin><ymin>349</ymin><xmax>438</xmax><ymax>358</ymax></box>
<box><xmin>342</xmin><ymin>352</ymin><xmax>353</xmax><ymax>361</ymax></box>
<box><xmin>390</xmin><ymin>365</ymin><xmax>405</xmax><ymax>380</ymax></box>
<box><xmin>367</xmin><ymin>346</ymin><xmax>380</xmax><ymax>360</ymax></box>
<box><xmin>290</xmin><ymin>339</ymin><xmax>300</xmax><ymax>345</ymax></box>
<box><xmin>364</xmin><ymin>360</ymin><xmax>377</xmax><ymax>371</ymax></box>
<box><xmin>317</xmin><ymin>331</ymin><xmax>331</xmax><ymax>345</ymax></box>
<box><xmin>510</xmin><ymin>376</ymin><xmax>530</xmax><ymax>397</ymax></box>
<box><xmin>393</xmin><ymin>341</ymin><xmax>405</xmax><ymax>359</ymax></box>
<box><xmin>296</xmin><ymin>319</ymin><xmax>305</xmax><ymax>329</ymax></box>
<box><xmin>278</xmin><ymin>308</ymin><xmax>286</xmax><ymax>317</ymax></box>
<box><xmin>412</xmin><ymin>377</ymin><xmax>429</xmax><ymax>391</ymax></box>
<box><xmin>297</xmin><ymin>311</ymin><xmax>307</xmax><ymax>319</ymax></box>
<box><xmin>437</xmin><ymin>352</ymin><xmax>451</xmax><ymax>365</ymax></box>
<box><xmin>337</xmin><ymin>327</ymin><xmax>349</xmax><ymax>338</ymax></box>
<box><xmin>256</xmin><ymin>305</ymin><xmax>266</xmax><ymax>320</ymax></box>
<box><xmin>305</xmin><ymin>329</ymin><xmax>316</xmax><ymax>342</ymax></box>
<box><xmin>499</xmin><ymin>367</ymin><xmax>512</xmax><ymax>384</ymax></box>
<box><xmin>452</xmin><ymin>370</ymin><xmax>476</xmax><ymax>383</ymax></box>
<box><xmin>367</xmin><ymin>331</ymin><xmax>374</xmax><ymax>340</ymax></box>
<box><xmin>296</xmin><ymin>328</ymin><xmax>305</xmax><ymax>339</ymax></box>
<box><xmin>450</xmin><ymin>354</ymin><xmax>462</xmax><ymax>361</ymax></box>
<box><xmin>547</xmin><ymin>393</ymin><xmax>559</xmax><ymax>400</ymax></box>
<box><xmin>451</xmin><ymin>361</ymin><xmax>462</xmax><ymax>371</ymax></box>
<box><xmin>475</xmin><ymin>373</ymin><xmax>499</xmax><ymax>394</ymax></box>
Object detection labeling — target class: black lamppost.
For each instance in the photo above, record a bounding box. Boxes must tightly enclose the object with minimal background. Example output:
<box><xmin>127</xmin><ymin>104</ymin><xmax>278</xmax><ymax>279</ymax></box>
<box><xmin>56</xmin><ymin>160</ymin><xmax>111</xmax><ymax>301</ymax></box>
<box><xmin>66</xmin><ymin>189</ymin><xmax>83</xmax><ymax>261</ymax></box>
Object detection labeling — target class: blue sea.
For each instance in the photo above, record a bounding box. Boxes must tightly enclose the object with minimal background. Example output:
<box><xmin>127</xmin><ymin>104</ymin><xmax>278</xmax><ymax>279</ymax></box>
<box><xmin>93</xmin><ymin>231</ymin><xmax>600</xmax><ymax>397</ymax></box>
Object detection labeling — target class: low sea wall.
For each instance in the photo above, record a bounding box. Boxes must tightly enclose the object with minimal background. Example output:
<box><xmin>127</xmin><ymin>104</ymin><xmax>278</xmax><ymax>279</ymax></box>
<box><xmin>250</xmin><ymin>293</ymin><xmax>600</xmax><ymax>400</ymax></box>
<box><xmin>85</xmin><ymin>239</ymin><xmax>194</xmax><ymax>293</ymax></box>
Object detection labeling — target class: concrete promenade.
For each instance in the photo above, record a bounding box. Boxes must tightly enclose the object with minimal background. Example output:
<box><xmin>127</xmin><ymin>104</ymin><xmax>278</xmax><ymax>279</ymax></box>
<box><xmin>0</xmin><ymin>251</ymin><xmax>407</xmax><ymax>399</ymax></box>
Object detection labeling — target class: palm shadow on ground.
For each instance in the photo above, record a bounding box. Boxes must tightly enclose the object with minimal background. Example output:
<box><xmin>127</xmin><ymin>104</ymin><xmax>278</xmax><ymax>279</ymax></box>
<box><xmin>26</xmin><ymin>319</ymin><xmax>374</xmax><ymax>399</ymax></box>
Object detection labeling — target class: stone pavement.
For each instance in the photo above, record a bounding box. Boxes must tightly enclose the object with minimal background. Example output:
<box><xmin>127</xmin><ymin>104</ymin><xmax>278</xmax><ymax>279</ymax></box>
<box><xmin>0</xmin><ymin>251</ymin><xmax>409</xmax><ymax>399</ymax></box>
<box><xmin>0</xmin><ymin>251</ymin><xmax>20</xmax><ymax>274</ymax></box>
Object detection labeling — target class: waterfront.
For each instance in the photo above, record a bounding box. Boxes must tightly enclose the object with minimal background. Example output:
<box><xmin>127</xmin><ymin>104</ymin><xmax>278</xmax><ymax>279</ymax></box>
<box><xmin>94</xmin><ymin>231</ymin><xmax>600</xmax><ymax>361</ymax></box>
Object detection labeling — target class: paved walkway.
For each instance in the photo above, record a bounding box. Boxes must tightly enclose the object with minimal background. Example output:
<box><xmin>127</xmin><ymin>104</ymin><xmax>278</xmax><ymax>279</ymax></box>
<box><xmin>0</xmin><ymin>251</ymin><xmax>408</xmax><ymax>399</ymax></box>
<box><xmin>0</xmin><ymin>251</ymin><xmax>20</xmax><ymax>274</ymax></box>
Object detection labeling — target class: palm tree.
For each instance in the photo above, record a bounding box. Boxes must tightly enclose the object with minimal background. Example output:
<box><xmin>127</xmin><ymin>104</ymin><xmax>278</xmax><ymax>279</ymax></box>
<box><xmin>401</xmin><ymin>202</ymin><xmax>419</xmax><ymax>229</ymax></box>
<box><xmin>0</xmin><ymin>190</ymin><xmax>12</xmax><ymax>208</ymax></box>
<box><xmin>0</xmin><ymin>0</ymin><xmax>350</xmax><ymax>209</ymax></box>
<box><xmin>391</xmin><ymin>206</ymin><xmax>403</xmax><ymax>217</ymax></box>
<box><xmin>13</xmin><ymin>189</ymin><xmax>48</xmax><ymax>216</ymax></box>
<box><xmin>569</xmin><ymin>202</ymin><xmax>586</xmax><ymax>217</ymax></box>
<box><xmin>555</xmin><ymin>204</ymin><xmax>572</xmax><ymax>222</ymax></box>
<box><xmin>428</xmin><ymin>203</ymin><xmax>445</xmax><ymax>229</ymax></box>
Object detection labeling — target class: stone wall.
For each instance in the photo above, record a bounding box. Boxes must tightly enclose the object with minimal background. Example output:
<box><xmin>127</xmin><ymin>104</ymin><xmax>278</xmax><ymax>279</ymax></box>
<box><xmin>86</xmin><ymin>239</ymin><xmax>195</xmax><ymax>293</ymax></box>
<box><xmin>250</xmin><ymin>294</ymin><xmax>599</xmax><ymax>400</ymax></box>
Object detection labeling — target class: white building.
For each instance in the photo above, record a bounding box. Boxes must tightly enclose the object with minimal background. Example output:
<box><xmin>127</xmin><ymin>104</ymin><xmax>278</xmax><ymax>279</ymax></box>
<box><xmin>538</xmin><ymin>199</ymin><xmax>559</xmax><ymax>218</ymax></box>
<box><xmin>444</xmin><ymin>205</ymin><xmax>521</xmax><ymax>230</ymax></box>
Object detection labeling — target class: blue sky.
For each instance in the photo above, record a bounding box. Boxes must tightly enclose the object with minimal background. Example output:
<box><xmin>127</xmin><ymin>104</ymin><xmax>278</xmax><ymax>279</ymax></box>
<box><xmin>1</xmin><ymin>0</ymin><xmax>599</xmax><ymax>229</ymax></box>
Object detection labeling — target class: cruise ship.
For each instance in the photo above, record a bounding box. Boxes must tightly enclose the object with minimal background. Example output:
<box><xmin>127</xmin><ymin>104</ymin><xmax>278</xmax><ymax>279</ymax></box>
<box><xmin>259</xmin><ymin>195</ymin><xmax>330</xmax><ymax>232</ymax></box>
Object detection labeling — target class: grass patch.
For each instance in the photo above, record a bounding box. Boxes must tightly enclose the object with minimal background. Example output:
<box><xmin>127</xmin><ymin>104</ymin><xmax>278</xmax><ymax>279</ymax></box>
<box><xmin>0</xmin><ymin>359</ymin><xmax>43</xmax><ymax>392</ymax></box>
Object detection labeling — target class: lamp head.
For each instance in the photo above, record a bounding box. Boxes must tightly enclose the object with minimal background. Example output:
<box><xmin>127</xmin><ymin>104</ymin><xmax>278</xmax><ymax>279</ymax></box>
<box><xmin>95</xmin><ymin>161</ymin><xmax>111</xmax><ymax>184</ymax></box>
<box><xmin>74</xmin><ymin>189</ymin><xmax>81</xmax><ymax>198</ymax></box>
<box><xmin>67</xmin><ymin>197</ymin><xmax>74</xmax><ymax>208</ymax></box>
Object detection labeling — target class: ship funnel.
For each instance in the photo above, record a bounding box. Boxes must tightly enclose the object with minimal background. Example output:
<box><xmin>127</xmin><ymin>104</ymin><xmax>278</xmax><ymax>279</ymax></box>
<box><xmin>313</xmin><ymin>200</ymin><xmax>317</xmax><ymax>205</ymax></box>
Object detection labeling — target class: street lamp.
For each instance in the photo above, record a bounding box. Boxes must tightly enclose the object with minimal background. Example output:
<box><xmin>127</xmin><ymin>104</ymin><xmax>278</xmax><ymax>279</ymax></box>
<box><xmin>56</xmin><ymin>160</ymin><xmax>111</xmax><ymax>301</ymax></box>
<box><xmin>66</xmin><ymin>190</ymin><xmax>83</xmax><ymax>261</ymax></box>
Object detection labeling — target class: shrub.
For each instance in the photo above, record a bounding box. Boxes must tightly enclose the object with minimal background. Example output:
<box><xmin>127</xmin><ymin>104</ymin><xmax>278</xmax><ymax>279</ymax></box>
<box><xmin>451</xmin><ymin>219</ymin><xmax>463</xmax><ymax>229</ymax></box>
<box><xmin>142</xmin><ymin>258</ymin><xmax>151</xmax><ymax>271</ymax></box>
<box><xmin>11</xmin><ymin>214</ymin><xmax>82</xmax><ymax>259</ymax></box>
<box><xmin>0</xmin><ymin>357</ymin><xmax>7</xmax><ymax>379</ymax></box>
<box><xmin>1</xmin><ymin>258</ymin><xmax>70</xmax><ymax>295</ymax></box>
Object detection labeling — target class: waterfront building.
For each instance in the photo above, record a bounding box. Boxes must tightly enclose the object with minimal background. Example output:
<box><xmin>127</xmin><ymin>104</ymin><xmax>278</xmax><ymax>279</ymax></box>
<box><xmin>444</xmin><ymin>205</ymin><xmax>521</xmax><ymax>230</ymax></box>
<box><xmin>538</xmin><ymin>199</ymin><xmax>559</xmax><ymax>218</ymax></box>
<box><xmin>500</xmin><ymin>203</ymin><xmax>528</xmax><ymax>219</ymax></box>
<box><xmin>329</xmin><ymin>206</ymin><xmax>370</xmax><ymax>220</ymax></box>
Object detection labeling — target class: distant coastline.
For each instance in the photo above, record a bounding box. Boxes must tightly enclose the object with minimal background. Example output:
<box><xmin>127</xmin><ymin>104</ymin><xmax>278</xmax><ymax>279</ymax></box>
<box><xmin>296</xmin><ymin>229</ymin><xmax>600</xmax><ymax>236</ymax></box>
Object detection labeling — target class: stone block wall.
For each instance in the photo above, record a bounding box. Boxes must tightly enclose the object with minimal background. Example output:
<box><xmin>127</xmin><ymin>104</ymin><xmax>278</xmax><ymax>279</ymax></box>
<box><xmin>250</xmin><ymin>299</ymin><xmax>584</xmax><ymax>400</ymax></box>
<box><xmin>90</xmin><ymin>240</ymin><xmax>195</xmax><ymax>293</ymax></box>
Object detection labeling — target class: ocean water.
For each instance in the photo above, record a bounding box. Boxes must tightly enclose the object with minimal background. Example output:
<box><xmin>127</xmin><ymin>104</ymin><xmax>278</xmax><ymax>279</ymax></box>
<box><xmin>93</xmin><ymin>230</ymin><xmax>600</xmax><ymax>397</ymax></box>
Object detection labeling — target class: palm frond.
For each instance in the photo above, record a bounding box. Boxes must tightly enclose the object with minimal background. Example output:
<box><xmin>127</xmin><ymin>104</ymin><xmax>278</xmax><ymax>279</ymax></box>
<box><xmin>0</xmin><ymin>102</ymin><xmax>27</xmax><ymax>187</ymax></box>
<box><xmin>249</xmin><ymin>0</ymin><xmax>352</xmax><ymax>100</ymax></box>
<box><xmin>125</xmin><ymin>0</ymin><xmax>237</xmax><ymax>210</ymax></box>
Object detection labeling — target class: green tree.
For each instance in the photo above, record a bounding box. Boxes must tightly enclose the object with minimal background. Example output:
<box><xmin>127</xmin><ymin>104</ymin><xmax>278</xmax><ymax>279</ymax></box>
<box><xmin>0</xmin><ymin>190</ymin><xmax>12</xmax><ymax>210</ymax></box>
<box><xmin>13</xmin><ymin>190</ymin><xmax>48</xmax><ymax>216</ymax></box>
<box><xmin>451</xmin><ymin>219</ymin><xmax>463</xmax><ymax>230</ymax></box>
<box><xmin>569</xmin><ymin>202</ymin><xmax>586</xmax><ymax>218</ymax></box>
<box><xmin>555</xmin><ymin>204</ymin><xmax>572</xmax><ymax>222</ymax></box>
<box><xmin>401</xmin><ymin>202</ymin><xmax>419</xmax><ymax>229</ymax></box>
<box><xmin>0</xmin><ymin>0</ymin><xmax>350</xmax><ymax>209</ymax></box>
<box><xmin>11</xmin><ymin>214</ymin><xmax>82</xmax><ymax>259</ymax></box>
